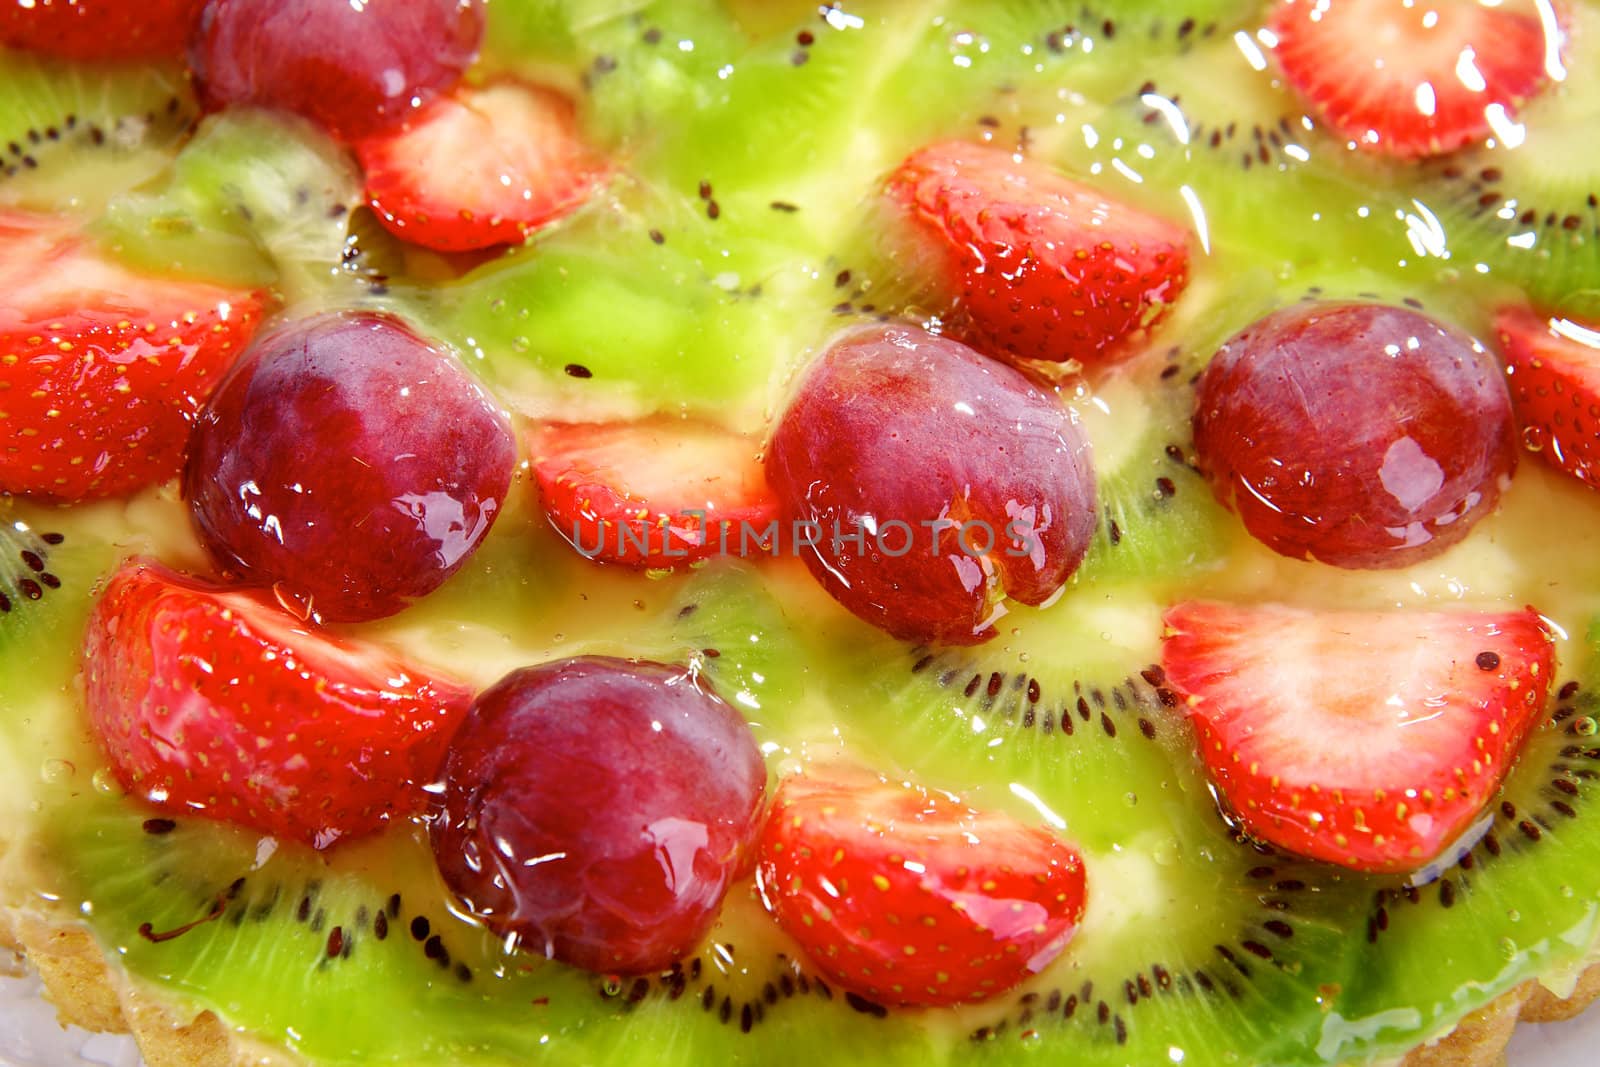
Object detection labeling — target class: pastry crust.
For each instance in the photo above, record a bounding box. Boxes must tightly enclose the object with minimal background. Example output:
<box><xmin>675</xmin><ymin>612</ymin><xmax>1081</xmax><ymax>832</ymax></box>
<box><xmin>4</xmin><ymin>905</ymin><xmax>1596</xmax><ymax>1067</ymax></box>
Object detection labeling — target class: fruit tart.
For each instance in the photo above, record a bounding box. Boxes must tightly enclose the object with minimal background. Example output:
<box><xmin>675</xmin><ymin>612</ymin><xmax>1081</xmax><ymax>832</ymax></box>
<box><xmin>2</xmin><ymin>1</ymin><xmax>1600</xmax><ymax>1066</ymax></box>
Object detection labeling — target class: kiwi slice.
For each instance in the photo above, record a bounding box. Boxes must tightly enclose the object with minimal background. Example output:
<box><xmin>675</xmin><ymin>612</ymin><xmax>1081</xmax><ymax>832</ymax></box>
<box><xmin>0</xmin><ymin>53</ymin><xmax>195</xmax><ymax>214</ymax></box>
<box><xmin>93</xmin><ymin>109</ymin><xmax>367</xmax><ymax>302</ymax></box>
<box><xmin>48</xmin><ymin>797</ymin><xmax>925</xmax><ymax>1066</ymax></box>
<box><xmin>1322</xmin><ymin>631</ymin><xmax>1600</xmax><ymax>1063</ymax></box>
<box><xmin>0</xmin><ymin>517</ymin><xmax>66</xmax><ymax>633</ymax></box>
<box><xmin>785</xmin><ymin>572</ymin><xmax>1370</xmax><ymax>1064</ymax></box>
<box><xmin>1419</xmin><ymin>4</ymin><xmax>1600</xmax><ymax>320</ymax></box>
<box><xmin>0</xmin><ymin>502</ymin><xmax>124</xmax><ymax>677</ymax></box>
<box><xmin>0</xmin><ymin>504</ymin><xmax>120</xmax><ymax>829</ymax></box>
<box><xmin>940</xmin><ymin>0</ymin><xmax>1261</xmax><ymax>53</ymax></box>
<box><xmin>1070</xmin><ymin>342</ymin><xmax>1234</xmax><ymax>588</ymax></box>
<box><xmin>428</xmin><ymin>187</ymin><xmax>838</xmax><ymax>426</ymax></box>
<box><xmin>1035</xmin><ymin>34</ymin><xmax>1424</xmax><ymax>276</ymax></box>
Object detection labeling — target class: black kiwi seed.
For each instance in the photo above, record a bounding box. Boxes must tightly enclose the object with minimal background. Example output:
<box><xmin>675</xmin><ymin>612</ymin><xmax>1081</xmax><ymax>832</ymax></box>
<box><xmin>606</xmin><ymin>950</ymin><xmax>848</xmax><ymax>1032</ymax></box>
<box><xmin>0</xmin><ymin>99</ymin><xmax>199</xmax><ymax>194</ymax></box>
<box><xmin>1424</xmin><ymin>156</ymin><xmax>1600</xmax><ymax>308</ymax></box>
<box><xmin>968</xmin><ymin>812</ymin><xmax>1344</xmax><ymax>1044</ymax></box>
<box><xmin>904</xmin><ymin>646</ymin><xmax>1168</xmax><ymax>745</ymax></box>
<box><xmin>0</xmin><ymin>522</ymin><xmax>65</xmax><ymax>615</ymax></box>
<box><xmin>845</xmin><ymin>993</ymin><xmax>887</xmax><ymax>1018</ymax></box>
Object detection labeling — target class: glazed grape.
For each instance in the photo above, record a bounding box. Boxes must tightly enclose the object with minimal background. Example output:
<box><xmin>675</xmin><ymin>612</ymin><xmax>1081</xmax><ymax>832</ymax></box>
<box><xmin>430</xmin><ymin>657</ymin><xmax>767</xmax><ymax>976</ymax></box>
<box><xmin>766</xmin><ymin>324</ymin><xmax>1096</xmax><ymax>646</ymax></box>
<box><xmin>189</xmin><ymin>0</ymin><xmax>484</xmax><ymax>140</ymax></box>
<box><xmin>184</xmin><ymin>311</ymin><xmax>516</xmax><ymax>623</ymax></box>
<box><xmin>1193</xmin><ymin>302</ymin><xmax>1517</xmax><ymax>569</ymax></box>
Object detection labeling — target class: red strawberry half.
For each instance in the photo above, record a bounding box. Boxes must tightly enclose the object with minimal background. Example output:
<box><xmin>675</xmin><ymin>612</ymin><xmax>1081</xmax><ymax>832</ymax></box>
<box><xmin>0</xmin><ymin>0</ymin><xmax>203</xmax><ymax>60</ymax></box>
<box><xmin>1161</xmin><ymin>601</ymin><xmax>1555</xmax><ymax>874</ymax></box>
<box><xmin>530</xmin><ymin>418</ymin><xmax>780</xmax><ymax>568</ymax></box>
<box><xmin>1496</xmin><ymin>305</ymin><xmax>1600</xmax><ymax>490</ymax></box>
<box><xmin>83</xmin><ymin>559</ymin><xmax>474</xmax><ymax>850</ymax></box>
<box><xmin>357</xmin><ymin>81</ymin><xmax>608</xmax><ymax>253</ymax></box>
<box><xmin>755</xmin><ymin>774</ymin><xmax>1087</xmax><ymax>1007</ymax></box>
<box><xmin>884</xmin><ymin>140</ymin><xmax>1191</xmax><ymax>367</ymax></box>
<box><xmin>0</xmin><ymin>211</ymin><xmax>263</xmax><ymax>501</ymax></box>
<box><xmin>1270</xmin><ymin>0</ymin><xmax>1553</xmax><ymax>159</ymax></box>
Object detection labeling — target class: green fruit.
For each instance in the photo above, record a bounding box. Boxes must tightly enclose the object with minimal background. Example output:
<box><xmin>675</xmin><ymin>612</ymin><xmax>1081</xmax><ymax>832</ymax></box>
<box><xmin>1414</xmin><ymin>3</ymin><xmax>1600</xmax><ymax>321</ymax></box>
<box><xmin>94</xmin><ymin>110</ymin><xmax>365</xmax><ymax>301</ymax></box>
<box><xmin>0</xmin><ymin>54</ymin><xmax>194</xmax><ymax>215</ymax></box>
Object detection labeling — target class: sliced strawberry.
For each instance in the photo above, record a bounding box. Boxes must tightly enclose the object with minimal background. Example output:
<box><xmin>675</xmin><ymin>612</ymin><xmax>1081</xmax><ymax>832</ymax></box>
<box><xmin>1270</xmin><ymin>0</ymin><xmax>1552</xmax><ymax>159</ymax></box>
<box><xmin>356</xmin><ymin>81</ymin><xmax>608</xmax><ymax>253</ymax></box>
<box><xmin>0</xmin><ymin>211</ymin><xmax>263</xmax><ymax>502</ymax></box>
<box><xmin>530</xmin><ymin>418</ymin><xmax>779</xmax><ymax>568</ymax></box>
<box><xmin>0</xmin><ymin>0</ymin><xmax>203</xmax><ymax>60</ymax></box>
<box><xmin>1162</xmin><ymin>601</ymin><xmax>1555</xmax><ymax>874</ymax></box>
<box><xmin>884</xmin><ymin>140</ymin><xmax>1191</xmax><ymax>367</ymax></box>
<box><xmin>755</xmin><ymin>774</ymin><xmax>1087</xmax><ymax>1007</ymax></box>
<box><xmin>82</xmin><ymin>559</ymin><xmax>474</xmax><ymax>850</ymax></box>
<box><xmin>1496</xmin><ymin>305</ymin><xmax>1600</xmax><ymax>490</ymax></box>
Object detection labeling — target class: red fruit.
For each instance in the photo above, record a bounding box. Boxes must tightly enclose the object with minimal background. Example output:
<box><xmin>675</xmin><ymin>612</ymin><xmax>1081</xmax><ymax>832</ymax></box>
<box><xmin>184</xmin><ymin>311</ymin><xmax>518</xmax><ymax>624</ymax></box>
<box><xmin>531</xmin><ymin>418</ymin><xmax>779</xmax><ymax>568</ymax></box>
<box><xmin>1496</xmin><ymin>306</ymin><xmax>1600</xmax><ymax>489</ymax></box>
<box><xmin>82</xmin><ymin>559</ymin><xmax>474</xmax><ymax>849</ymax></box>
<box><xmin>1193</xmin><ymin>302</ymin><xmax>1517</xmax><ymax>569</ymax></box>
<box><xmin>756</xmin><ymin>774</ymin><xmax>1087</xmax><ymax>1006</ymax></box>
<box><xmin>431</xmin><ymin>657</ymin><xmax>767</xmax><ymax>975</ymax></box>
<box><xmin>358</xmin><ymin>82</ymin><xmax>608</xmax><ymax>253</ymax></box>
<box><xmin>1270</xmin><ymin>0</ymin><xmax>1553</xmax><ymax>159</ymax></box>
<box><xmin>0</xmin><ymin>0</ymin><xmax>202</xmax><ymax>60</ymax></box>
<box><xmin>766</xmin><ymin>323</ymin><xmax>1097</xmax><ymax>646</ymax></box>
<box><xmin>1161</xmin><ymin>600</ymin><xmax>1555</xmax><ymax>874</ymax></box>
<box><xmin>189</xmin><ymin>0</ymin><xmax>485</xmax><ymax>140</ymax></box>
<box><xmin>884</xmin><ymin>140</ymin><xmax>1191</xmax><ymax>366</ymax></box>
<box><xmin>0</xmin><ymin>211</ymin><xmax>263</xmax><ymax>502</ymax></box>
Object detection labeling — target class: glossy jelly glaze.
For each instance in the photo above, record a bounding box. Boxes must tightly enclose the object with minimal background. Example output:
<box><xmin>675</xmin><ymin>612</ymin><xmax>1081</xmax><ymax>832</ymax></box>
<box><xmin>1</xmin><ymin>2</ymin><xmax>1599</xmax><ymax>1067</ymax></box>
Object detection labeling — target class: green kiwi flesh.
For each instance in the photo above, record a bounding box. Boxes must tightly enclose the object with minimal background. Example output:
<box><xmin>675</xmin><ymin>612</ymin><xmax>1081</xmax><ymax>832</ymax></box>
<box><xmin>93</xmin><ymin>109</ymin><xmax>366</xmax><ymax>301</ymax></box>
<box><xmin>1417</xmin><ymin>3</ymin><xmax>1600</xmax><ymax>320</ymax></box>
<box><xmin>0</xmin><ymin>52</ymin><xmax>195</xmax><ymax>215</ymax></box>
<box><xmin>9</xmin><ymin>2</ymin><xmax>1600</xmax><ymax>1067</ymax></box>
<box><xmin>1336</xmin><ymin>675</ymin><xmax>1600</xmax><ymax>1059</ymax></box>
